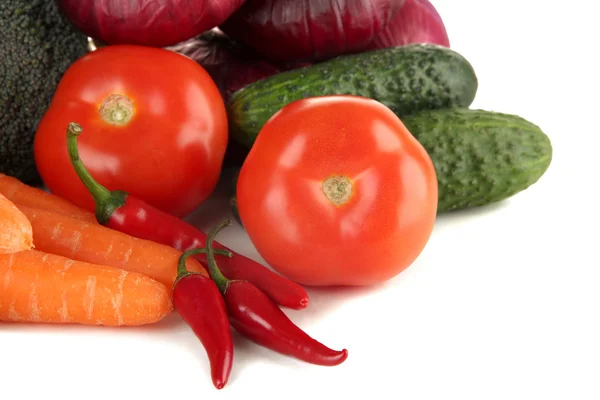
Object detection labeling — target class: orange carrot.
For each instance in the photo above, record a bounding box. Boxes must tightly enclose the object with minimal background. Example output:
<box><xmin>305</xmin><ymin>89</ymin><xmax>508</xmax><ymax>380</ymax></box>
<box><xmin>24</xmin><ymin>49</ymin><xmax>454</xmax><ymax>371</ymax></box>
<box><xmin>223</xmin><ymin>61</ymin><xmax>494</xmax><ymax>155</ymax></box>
<box><xmin>0</xmin><ymin>173</ymin><xmax>96</xmax><ymax>223</ymax></box>
<box><xmin>0</xmin><ymin>250</ymin><xmax>172</xmax><ymax>326</ymax></box>
<box><xmin>17</xmin><ymin>205</ymin><xmax>207</xmax><ymax>289</ymax></box>
<box><xmin>0</xmin><ymin>193</ymin><xmax>34</xmax><ymax>254</ymax></box>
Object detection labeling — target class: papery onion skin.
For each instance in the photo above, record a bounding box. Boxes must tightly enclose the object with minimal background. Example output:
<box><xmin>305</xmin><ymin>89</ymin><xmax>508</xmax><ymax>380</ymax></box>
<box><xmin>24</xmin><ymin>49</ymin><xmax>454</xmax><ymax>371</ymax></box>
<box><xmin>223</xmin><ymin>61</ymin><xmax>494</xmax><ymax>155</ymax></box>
<box><xmin>57</xmin><ymin>0</ymin><xmax>247</xmax><ymax>47</ymax></box>
<box><xmin>367</xmin><ymin>0</ymin><xmax>450</xmax><ymax>49</ymax></box>
<box><xmin>168</xmin><ymin>30</ymin><xmax>310</xmax><ymax>168</ymax></box>
<box><xmin>167</xmin><ymin>31</ymin><xmax>310</xmax><ymax>102</ymax></box>
<box><xmin>219</xmin><ymin>0</ymin><xmax>406</xmax><ymax>62</ymax></box>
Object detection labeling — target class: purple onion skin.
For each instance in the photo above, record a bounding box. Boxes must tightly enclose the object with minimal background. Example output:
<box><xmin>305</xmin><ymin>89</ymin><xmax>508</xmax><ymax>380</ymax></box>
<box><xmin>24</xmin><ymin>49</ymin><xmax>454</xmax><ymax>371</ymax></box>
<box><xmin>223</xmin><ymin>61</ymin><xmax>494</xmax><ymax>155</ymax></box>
<box><xmin>57</xmin><ymin>0</ymin><xmax>247</xmax><ymax>47</ymax></box>
<box><xmin>219</xmin><ymin>0</ymin><xmax>406</xmax><ymax>63</ymax></box>
<box><xmin>168</xmin><ymin>31</ymin><xmax>309</xmax><ymax>103</ymax></box>
<box><xmin>368</xmin><ymin>0</ymin><xmax>450</xmax><ymax>49</ymax></box>
<box><xmin>168</xmin><ymin>31</ymin><xmax>311</xmax><ymax>168</ymax></box>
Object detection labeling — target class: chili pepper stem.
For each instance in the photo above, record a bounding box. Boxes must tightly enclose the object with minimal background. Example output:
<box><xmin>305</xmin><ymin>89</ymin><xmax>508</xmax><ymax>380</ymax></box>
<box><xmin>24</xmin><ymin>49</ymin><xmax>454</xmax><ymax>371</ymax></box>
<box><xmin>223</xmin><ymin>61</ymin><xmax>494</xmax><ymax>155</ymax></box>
<box><xmin>66</xmin><ymin>122</ymin><xmax>127</xmax><ymax>224</ymax></box>
<box><xmin>175</xmin><ymin>247</ymin><xmax>233</xmax><ymax>286</ymax></box>
<box><xmin>206</xmin><ymin>220</ymin><xmax>234</xmax><ymax>293</ymax></box>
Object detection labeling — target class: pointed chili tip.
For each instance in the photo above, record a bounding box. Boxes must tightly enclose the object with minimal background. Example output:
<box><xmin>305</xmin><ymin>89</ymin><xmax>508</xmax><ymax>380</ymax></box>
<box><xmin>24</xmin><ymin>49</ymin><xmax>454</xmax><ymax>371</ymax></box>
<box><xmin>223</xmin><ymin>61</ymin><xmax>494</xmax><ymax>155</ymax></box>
<box><xmin>321</xmin><ymin>348</ymin><xmax>349</xmax><ymax>366</ymax></box>
<box><xmin>213</xmin><ymin>378</ymin><xmax>227</xmax><ymax>390</ymax></box>
<box><xmin>335</xmin><ymin>349</ymin><xmax>349</xmax><ymax>365</ymax></box>
<box><xmin>298</xmin><ymin>296</ymin><xmax>309</xmax><ymax>309</ymax></box>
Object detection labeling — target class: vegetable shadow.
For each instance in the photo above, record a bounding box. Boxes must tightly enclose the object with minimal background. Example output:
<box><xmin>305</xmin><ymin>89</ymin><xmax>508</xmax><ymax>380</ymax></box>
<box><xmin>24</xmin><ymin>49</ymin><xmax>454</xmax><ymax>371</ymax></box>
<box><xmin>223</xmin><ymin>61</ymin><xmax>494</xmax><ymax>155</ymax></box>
<box><xmin>434</xmin><ymin>200</ymin><xmax>511</xmax><ymax>227</ymax></box>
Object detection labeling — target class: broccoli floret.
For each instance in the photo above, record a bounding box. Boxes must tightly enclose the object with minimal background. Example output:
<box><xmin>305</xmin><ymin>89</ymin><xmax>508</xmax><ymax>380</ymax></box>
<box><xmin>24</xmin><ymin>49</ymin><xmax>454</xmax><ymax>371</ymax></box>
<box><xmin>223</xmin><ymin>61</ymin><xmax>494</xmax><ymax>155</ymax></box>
<box><xmin>0</xmin><ymin>0</ymin><xmax>87</xmax><ymax>185</ymax></box>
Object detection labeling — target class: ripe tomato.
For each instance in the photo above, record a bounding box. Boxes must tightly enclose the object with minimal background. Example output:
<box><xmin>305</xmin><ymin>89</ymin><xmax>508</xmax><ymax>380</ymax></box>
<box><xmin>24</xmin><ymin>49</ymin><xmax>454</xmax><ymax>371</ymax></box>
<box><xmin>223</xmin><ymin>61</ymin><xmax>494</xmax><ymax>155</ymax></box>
<box><xmin>34</xmin><ymin>45</ymin><xmax>228</xmax><ymax>217</ymax></box>
<box><xmin>236</xmin><ymin>95</ymin><xmax>438</xmax><ymax>286</ymax></box>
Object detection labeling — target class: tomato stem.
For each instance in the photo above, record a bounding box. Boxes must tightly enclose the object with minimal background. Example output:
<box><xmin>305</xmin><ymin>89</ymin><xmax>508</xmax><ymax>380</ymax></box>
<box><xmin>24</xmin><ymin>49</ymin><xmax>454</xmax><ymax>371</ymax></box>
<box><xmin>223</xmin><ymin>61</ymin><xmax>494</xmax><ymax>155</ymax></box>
<box><xmin>322</xmin><ymin>175</ymin><xmax>353</xmax><ymax>206</ymax></box>
<box><xmin>99</xmin><ymin>94</ymin><xmax>135</xmax><ymax>126</ymax></box>
<box><xmin>205</xmin><ymin>220</ymin><xmax>234</xmax><ymax>293</ymax></box>
<box><xmin>66</xmin><ymin>122</ymin><xmax>127</xmax><ymax>224</ymax></box>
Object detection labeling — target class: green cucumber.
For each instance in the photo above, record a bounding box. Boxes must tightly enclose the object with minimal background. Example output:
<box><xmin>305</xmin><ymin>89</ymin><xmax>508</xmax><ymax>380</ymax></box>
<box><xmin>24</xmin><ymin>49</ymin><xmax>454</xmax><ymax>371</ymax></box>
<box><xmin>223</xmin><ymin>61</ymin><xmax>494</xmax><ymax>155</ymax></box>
<box><xmin>228</xmin><ymin>44</ymin><xmax>478</xmax><ymax>148</ymax></box>
<box><xmin>229</xmin><ymin>109</ymin><xmax>552</xmax><ymax>218</ymax></box>
<box><xmin>401</xmin><ymin>109</ymin><xmax>553</xmax><ymax>213</ymax></box>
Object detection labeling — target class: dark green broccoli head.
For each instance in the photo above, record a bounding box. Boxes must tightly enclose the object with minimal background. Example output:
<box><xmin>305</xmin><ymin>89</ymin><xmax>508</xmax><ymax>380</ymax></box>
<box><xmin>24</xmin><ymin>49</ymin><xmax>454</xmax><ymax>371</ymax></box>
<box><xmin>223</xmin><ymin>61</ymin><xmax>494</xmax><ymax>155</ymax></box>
<box><xmin>0</xmin><ymin>0</ymin><xmax>87</xmax><ymax>185</ymax></box>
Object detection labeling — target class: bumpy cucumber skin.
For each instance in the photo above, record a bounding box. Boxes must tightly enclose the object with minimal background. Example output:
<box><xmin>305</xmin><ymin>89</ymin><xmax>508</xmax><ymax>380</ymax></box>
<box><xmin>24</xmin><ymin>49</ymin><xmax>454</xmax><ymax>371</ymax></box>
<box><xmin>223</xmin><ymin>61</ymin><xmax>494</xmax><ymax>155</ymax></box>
<box><xmin>401</xmin><ymin>109</ymin><xmax>553</xmax><ymax>213</ymax></box>
<box><xmin>228</xmin><ymin>44</ymin><xmax>478</xmax><ymax>148</ymax></box>
<box><xmin>228</xmin><ymin>109</ymin><xmax>552</xmax><ymax>216</ymax></box>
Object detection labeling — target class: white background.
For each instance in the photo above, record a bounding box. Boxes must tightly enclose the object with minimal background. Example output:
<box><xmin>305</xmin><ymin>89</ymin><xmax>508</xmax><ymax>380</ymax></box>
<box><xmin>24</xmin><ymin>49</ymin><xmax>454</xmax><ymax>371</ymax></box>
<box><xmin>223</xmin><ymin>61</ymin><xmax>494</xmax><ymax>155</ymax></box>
<box><xmin>2</xmin><ymin>1</ymin><xmax>599</xmax><ymax>399</ymax></box>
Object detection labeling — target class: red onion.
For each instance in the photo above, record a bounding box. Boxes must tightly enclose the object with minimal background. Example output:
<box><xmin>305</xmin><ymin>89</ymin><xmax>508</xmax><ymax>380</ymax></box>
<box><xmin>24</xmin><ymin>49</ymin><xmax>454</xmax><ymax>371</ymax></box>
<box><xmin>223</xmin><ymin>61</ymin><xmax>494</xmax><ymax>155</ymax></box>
<box><xmin>57</xmin><ymin>0</ymin><xmax>247</xmax><ymax>47</ymax></box>
<box><xmin>167</xmin><ymin>30</ymin><xmax>311</xmax><ymax>168</ymax></box>
<box><xmin>367</xmin><ymin>0</ymin><xmax>450</xmax><ymax>49</ymax></box>
<box><xmin>167</xmin><ymin>30</ymin><xmax>309</xmax><ymax>102</ymax></box>
<box><xmin>219</xmin><ymin>0</ymin><xmax>406</xmax><ymax>63</ymax></box>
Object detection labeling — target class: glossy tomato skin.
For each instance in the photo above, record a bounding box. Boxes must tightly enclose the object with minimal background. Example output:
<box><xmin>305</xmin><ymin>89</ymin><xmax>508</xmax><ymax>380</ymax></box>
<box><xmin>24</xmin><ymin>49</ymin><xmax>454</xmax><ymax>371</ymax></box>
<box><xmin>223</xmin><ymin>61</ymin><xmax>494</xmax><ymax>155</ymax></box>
<box><xmin>34</xmin><ymin>45</ymin><xmax>228</xmax><ymax>218</ymax></box>
<box><xmin>236</xmin><ymin>95</ymin><xmax>438</xmax><ymax>286</ymax></box>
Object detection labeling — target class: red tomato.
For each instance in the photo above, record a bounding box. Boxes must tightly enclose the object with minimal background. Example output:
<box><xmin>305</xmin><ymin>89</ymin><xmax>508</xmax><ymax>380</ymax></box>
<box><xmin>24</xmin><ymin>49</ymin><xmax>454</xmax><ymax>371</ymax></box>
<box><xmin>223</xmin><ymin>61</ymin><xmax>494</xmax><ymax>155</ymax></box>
<box><xmin>34</xmin><ymin>45</ymin><xmax>228</xmax><ymax>218</ymax></box>
<box><xmin>236</xmin><ymin>95</ymin><xmax>438</xmax><ymax>286</ymax></box>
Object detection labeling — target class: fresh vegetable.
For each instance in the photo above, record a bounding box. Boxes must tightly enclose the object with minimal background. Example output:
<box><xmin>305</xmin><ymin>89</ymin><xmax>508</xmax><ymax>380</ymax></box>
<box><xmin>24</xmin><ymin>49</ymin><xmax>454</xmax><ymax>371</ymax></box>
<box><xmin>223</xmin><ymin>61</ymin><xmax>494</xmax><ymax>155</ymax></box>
<box><xmin>231</xmin><ymin>107</ymin><xmax>553</xmax><ymax>219</ymax></box>
<box><xmin>34</xmin><ymin>45</ymin><xmax>228</xmax><ymax>218</ymax></box>
<box><xmin>166</xmin><ymin>30</ymin><xmax>302</xmax><ymax>169</ymax></box>
<box><xmin>0</xmin><ymin>194</ymin><xmax>33</xmax><ymax>254</ymax></box>
<box><xmin>0</xmin><ymin>0</ymin><xmax>87</xmax><ymax>185</ymax></box>
<box><xmin>400</xmin><ymin>108</ymin><xmax>553</xmax><ymax>212</ymax></box>
<box><xmin>174</xmin><ymin>249</ymin><xmax>234</xmax><ymax>390</ymax></box>
<box><xmin>65</xmin><ymin>122</ymin><xmax>309</xmax><ymax>309</ymax></box>
<box><xmin>367</xmin><ymin>0</ymin><xmax>450</xmax><ymax>50</ymax></box>
<box><xmin>0</xmin><ymin>250</ymin><xmax>172</xmax><ymax>326</ymax></box>
<box><xmin>57</xmin><ymin>0</ymin><xmax>247</xmax><ymax>48</ymax></box>
<box><xmin>227</xmin><ymin>44</ymin><xmax>478</xmax><ymax>148</ymax></box>
<box><xmin>205</xmin><ymin>220</ymin><xmax>348</xmax><ymax>366</ymax></box>
<box><xmin>220</xmin><ymin>0</ymin><xmax>405</xmax><ymax>62</ymax></box>
<box><xmin>236</xmin><ymin>95</ymin><xmax>438</xmax><ymax>286</ymax></box>
<box><xmin>167</xmin><ymin>30</ymin><xmax>308</xmax><ymax>103</ymax></box>
<box><xmin>0</xmin><ymin>173</ymin><xmax>96</xmax><ymax>223</ymax></box>
<box><xmin>17</xmin><ymin>206</ymin><xmax>210</xmax><ymax>289</ymax></box>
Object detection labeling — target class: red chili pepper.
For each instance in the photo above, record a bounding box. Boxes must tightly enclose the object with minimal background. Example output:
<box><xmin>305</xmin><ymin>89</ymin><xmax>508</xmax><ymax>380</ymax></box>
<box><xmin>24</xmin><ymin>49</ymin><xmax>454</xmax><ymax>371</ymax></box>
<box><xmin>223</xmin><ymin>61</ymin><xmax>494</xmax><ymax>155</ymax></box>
<box><xmin>205</xmin><ymin>219</ymin><xmax>349</xmax><ymax>367</ymax></box>
<box><xmin>173</xmin><ymin>247</ymin><xmax>234</xmax><ymax>390</ymax></box>
<box><xmin>65</xmin><ymin>122</ymin><xmax>308</xmax><ymax>310</ymax></box>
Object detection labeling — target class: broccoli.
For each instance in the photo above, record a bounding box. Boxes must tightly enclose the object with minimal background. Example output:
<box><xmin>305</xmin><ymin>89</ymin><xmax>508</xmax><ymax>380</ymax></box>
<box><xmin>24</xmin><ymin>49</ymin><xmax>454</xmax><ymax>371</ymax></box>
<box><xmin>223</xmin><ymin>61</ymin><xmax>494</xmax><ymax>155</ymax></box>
<box><xmin>0</xmin><ymin>0</ymin><xmax>87</xmax><ymax>185</ymax></box>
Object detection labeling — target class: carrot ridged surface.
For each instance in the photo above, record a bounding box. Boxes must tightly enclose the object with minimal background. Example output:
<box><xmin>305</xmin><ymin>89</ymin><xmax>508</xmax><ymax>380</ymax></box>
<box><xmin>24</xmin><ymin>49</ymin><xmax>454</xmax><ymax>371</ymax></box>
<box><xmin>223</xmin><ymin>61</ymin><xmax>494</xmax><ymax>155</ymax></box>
<box><xmin>18</xmin><ymin>206</ymin><xmax>207</xmax><ymax>288</ymax></box>
<box><xmin>0</xmin><ymin>193</ymin><xmax>34</xmax><ymax>254</ymax></box>
<box><xmin>0</xmin><ymin>173</ymin><xmax>96</xmax><ymax>223</ymax></box>
<box><xmin>0</xmin><ymin>250</ymin><xmax>172</xmax><ymax>326</ymax></box>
